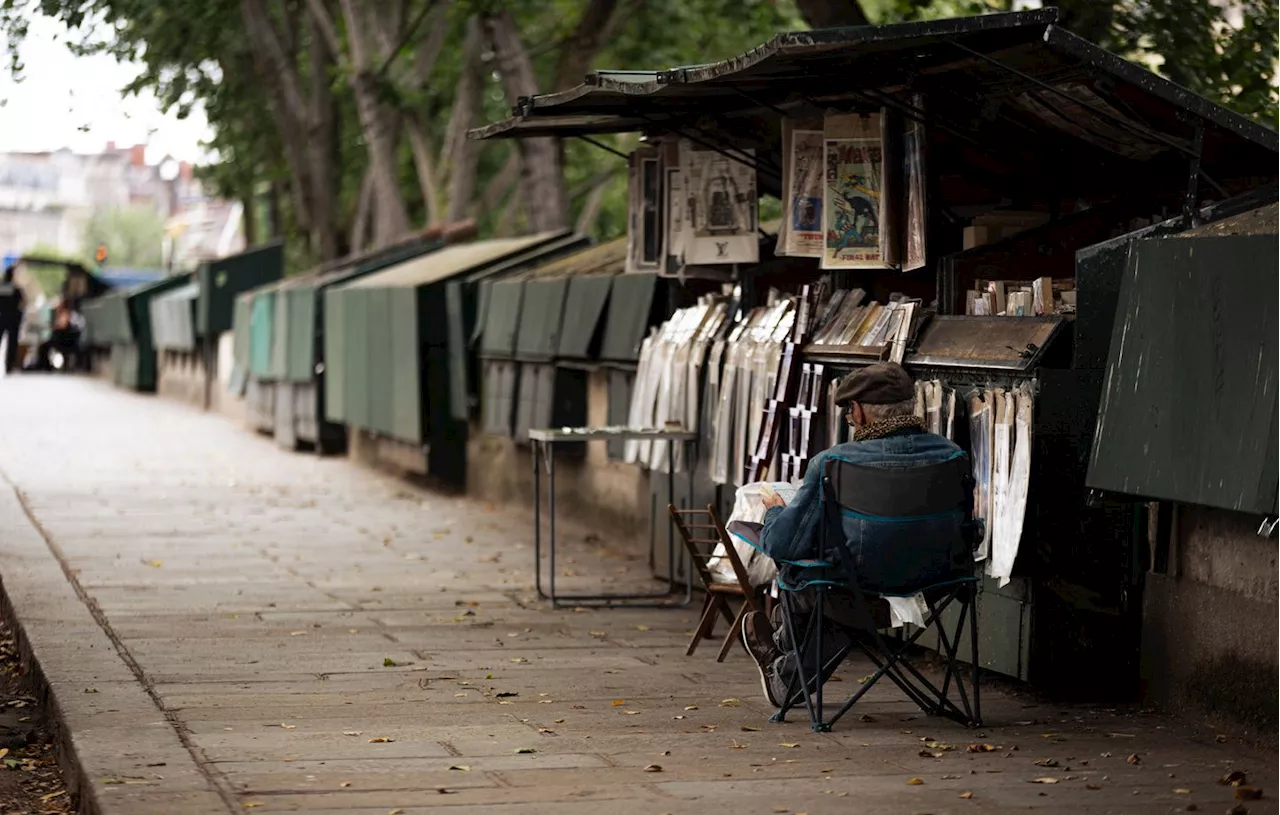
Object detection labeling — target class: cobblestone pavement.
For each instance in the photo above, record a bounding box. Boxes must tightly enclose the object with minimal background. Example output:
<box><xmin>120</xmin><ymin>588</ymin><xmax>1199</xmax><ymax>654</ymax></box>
<box><xmin>0</xmin><ymin>376</ymin><xmax>1273</xmax><ymax>815</ymax></box>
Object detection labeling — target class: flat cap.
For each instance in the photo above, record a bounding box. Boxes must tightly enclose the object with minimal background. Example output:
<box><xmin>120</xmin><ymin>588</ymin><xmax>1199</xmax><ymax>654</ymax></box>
<box><xmin>833</xmin><ymin>362</ymin><xmax>915</xmax><ymax>406</ymax></box>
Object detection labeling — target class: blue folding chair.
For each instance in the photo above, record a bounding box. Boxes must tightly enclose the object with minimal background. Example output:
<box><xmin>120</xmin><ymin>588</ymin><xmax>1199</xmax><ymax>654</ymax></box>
<box><xmin>770</xmin><ymin>455</ymin><xmax>983</xmax><ymax>732</ymax></box>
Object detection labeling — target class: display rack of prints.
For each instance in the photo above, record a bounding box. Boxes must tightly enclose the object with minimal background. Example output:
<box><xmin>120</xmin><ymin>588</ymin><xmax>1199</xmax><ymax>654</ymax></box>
<box><xmin>903</xmin><ymin>97</ymin><xmax>927</xmax><ymax>272</ymax></box>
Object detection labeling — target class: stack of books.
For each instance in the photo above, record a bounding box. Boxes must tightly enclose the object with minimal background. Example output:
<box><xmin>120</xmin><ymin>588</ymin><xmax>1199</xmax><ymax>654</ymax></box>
<box><xmin>966</xmin><ymin>277</ymin><xmax>1076</xmax><ymax>317</ymax></box>
<box><xmin>807</xmin><ymin>287</ymin><xmax>925</xmax><ymax>364</ymax></box>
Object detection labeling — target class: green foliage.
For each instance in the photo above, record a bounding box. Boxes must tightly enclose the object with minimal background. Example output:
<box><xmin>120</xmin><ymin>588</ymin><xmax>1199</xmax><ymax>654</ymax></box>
<box><xmin>82</xmin><ymin>206</ymin><xmax>165</xmax><ymax>268</ymax></box>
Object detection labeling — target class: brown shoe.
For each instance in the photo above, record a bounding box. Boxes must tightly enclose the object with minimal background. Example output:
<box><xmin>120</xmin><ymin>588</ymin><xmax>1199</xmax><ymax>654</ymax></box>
<box><xmin>740</xmin><ymin>610</ymin><xmax>781</xmax><ymax>707</ymax></box>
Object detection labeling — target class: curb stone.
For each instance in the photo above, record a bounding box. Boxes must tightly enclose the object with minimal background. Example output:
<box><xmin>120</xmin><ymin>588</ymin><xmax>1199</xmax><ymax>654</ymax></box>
<box><xmin>0</xmin><ymin>481</ymin><xmax>231</xmax><ymax>815</ymax></box>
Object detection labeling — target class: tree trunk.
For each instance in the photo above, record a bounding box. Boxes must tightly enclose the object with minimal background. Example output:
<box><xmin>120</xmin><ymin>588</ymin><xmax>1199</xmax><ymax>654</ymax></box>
<box><xmin>306</xmin><ymin>6</ymin><xmax>341</xmax><ymax>261</ymax></box>
<box><xmin>480</xmin><ymin>149</ymin><xmax>522</xmax><ymax>214</ymax></box>
<box><xmin>553</xmin><ymin>0</ymin><xmax>622</xmax><ymax>91</ymax></box>
<box><xmin>350</xmin><ymin>168</ymin><xmax>375</xmax><ymax>253</ymax></box>
<box><xmin>1053</xmin><ymin>0</ymin><xmax>1116</xmax><ymax>48</ymax></box>
<box><xmin>794</xmin><ymin>0</ymin><xmax>869</xmax><ymax>29</ymax></box>
<box><xmin>483</xmin><ymin>10</ymin><xmax>570</xmax><ymax>233</ymax></box>
<box><xmin>335</xmin><ymin>0</ymin><xmax>412</xmax><ymax>246</ymax></box>
<box><xmin>441</xmin><ymin>15</ymin><xmax>485</xmax><ymax>224</ymax></box>
<box><xmin>405</xmin><ymin>115</ymin><xmax>442</xmax><ymax>226</ymax></box>
<box><xmin>241</xmin><ymin>190</ymin><xmax>259</xmax><ymax>247</ymax></box>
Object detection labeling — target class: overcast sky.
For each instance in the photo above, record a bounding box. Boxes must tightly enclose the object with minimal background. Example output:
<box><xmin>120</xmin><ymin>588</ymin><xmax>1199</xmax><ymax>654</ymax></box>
<box><xmin>0</xmin><ymin>15</ymin><xmax>212</xmax><ymax>163</ymax></box>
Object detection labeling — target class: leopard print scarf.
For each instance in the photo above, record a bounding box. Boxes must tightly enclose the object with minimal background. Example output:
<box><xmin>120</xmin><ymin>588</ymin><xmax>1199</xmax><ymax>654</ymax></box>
<box><xmin>852</xmin><ymin>414</ymin><xmax>926</xmax><ymax>442</ymax></box>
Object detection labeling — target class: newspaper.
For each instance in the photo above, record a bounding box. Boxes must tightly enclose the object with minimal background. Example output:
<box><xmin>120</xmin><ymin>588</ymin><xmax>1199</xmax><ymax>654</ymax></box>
<box><xmin>779</xmin><ymin>120</ymin><xmax>825</xmax><ymax>257</ymax></box>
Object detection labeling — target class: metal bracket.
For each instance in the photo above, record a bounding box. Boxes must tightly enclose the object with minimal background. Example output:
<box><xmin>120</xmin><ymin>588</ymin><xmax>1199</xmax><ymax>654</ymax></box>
<box><xmin>1257</xmin><ymin>517</ymin><xmax>1278</xmax><ymax>539</ymax></box>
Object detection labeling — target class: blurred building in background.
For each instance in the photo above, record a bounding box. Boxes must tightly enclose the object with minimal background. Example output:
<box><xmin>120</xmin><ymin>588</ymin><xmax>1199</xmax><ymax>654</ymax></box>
<box><xmin>0</xmin><ymin>142</ymin><xmax>242</xmax><ymax>273</ymax></box>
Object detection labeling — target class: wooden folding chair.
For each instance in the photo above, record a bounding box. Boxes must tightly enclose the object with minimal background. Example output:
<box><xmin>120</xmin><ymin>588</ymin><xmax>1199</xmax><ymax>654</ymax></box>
<box><xmin>668</xmin><ymin>503</ymin><xmax>760</xmax><ymax>662</ymax></box>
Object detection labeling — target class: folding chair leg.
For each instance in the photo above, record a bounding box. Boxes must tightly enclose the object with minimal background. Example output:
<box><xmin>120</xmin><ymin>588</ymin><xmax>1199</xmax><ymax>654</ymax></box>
<box><xmin>686</xmin><ymin>593</ymin><xmax>720</xmax><ymax>656</ymax></box>
<box><xmin>716</xmin><ymin>602</ymin><xmax>749</xmax><ymax>663</ymax></box>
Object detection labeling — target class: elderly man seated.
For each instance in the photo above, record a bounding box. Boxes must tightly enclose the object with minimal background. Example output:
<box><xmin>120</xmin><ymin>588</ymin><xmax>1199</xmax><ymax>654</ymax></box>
<box><xmin>740</xmin><ymin>362</ymin><xmax>970</xmax><ymax>707</ymax></box>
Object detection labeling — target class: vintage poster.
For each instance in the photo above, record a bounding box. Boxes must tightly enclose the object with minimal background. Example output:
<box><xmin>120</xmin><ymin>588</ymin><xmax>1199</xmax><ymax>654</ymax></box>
<box><xmin>685</xmin><ymin>146</ymin><xmax>759</xmax><ymax>266</ymax></box>
<box><xmin>779</xmin><ymin>120</ymin><xmax>824</xmax><ymax>257</ymax></box>
<box><xmin>822</xmin><ymin>112</ymin><xmax>887</xmax><ymax>269</ymax></box>
<box><xmin>902</xmin><ymin>99</ymin><xmax>927</xmax><ymax>271</ymax></box>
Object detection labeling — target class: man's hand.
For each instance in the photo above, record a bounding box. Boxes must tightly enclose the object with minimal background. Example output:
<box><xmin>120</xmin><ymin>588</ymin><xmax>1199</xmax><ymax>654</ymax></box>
<box><xmin>760</xmin><ymin>485</ymin><xmax>786</xmax><ymax>510</ymax></box>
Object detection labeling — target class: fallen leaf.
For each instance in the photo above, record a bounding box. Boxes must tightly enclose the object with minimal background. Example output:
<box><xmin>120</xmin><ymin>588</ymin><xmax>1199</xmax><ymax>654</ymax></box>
<box><xmin>242</xmin><ymin>805</ymin><xmax>262</xmax><ymax>810</ymax></box>
<box><xmin>447</xmin><ymin>765</ymin><xmax>471</xmax><ymax>771</ymax></box>
<box><xmin>1172</xmin><ymin>788</ymin><xmax>1192</xmax><ymax>794</ymax></box>
<box><xmin>1031</xmin><ymin>777</ymin><xmax>1060</xmax><ymax>784</ymax></box>
<box><xmin>509</xmin><ymin>657</ymin><xmax>529</xmax><ymax>664</ymax></box>
<box><xmin>967</xmin><ymin>743</ymin><xmax>997</xmax><ymax>753</ymax></box>
<box><xmin>1221</xmin><ymin>771</ymin><xmax>1248</xmax><ymax>786</ymax></box>
<box><xmin>84</xmin><ymin>687</ymin><xmax>99</xmax><ymax>693</ymax></box>
<box><xmin>730</xmin><ymin>740</ymin><xmax>746</xmax><ymax>749</ymax></box>
<box><xmin>1214</xmin><ymin>734</ymin><xmax>1229</xmax><ymax>743</ymax></box>
<box><xmin>145</xmin><ymin>559</ymin><xmax>163</xmax><ymax>568</ymax></box>
<box><xmin>720</xmin><ymin>698</ymin><xmax>742</xmax><ymax>707</ymax></box>
<box><xmin>383</xmin><ymin>658</ymin><xmax>399</xmax><ymax>667</ymax></box>
<box><xmin>342</xmin><ymin>731</ymin><xmax>362</xmax><ymax>736</ymax></box>
<box><xmin>1126</xmin><ymin>753</ymin><xmax>1141</xmax><ymax>765</ymax></box>
<box><xmin>1085</xmin><ymin>784</ymin><xmax>1101</xmax><ymax>791</ymax></box>
<box><xmin>779</xmin><ymin>743</ymin><xmax>800</xmax><ymax>748</ymax></box>
<box><xmin>40</xmin><ymin>790</ymin><xmax>67</xmax><ymax>802</ymax></box>
<box><xmin>340</xmin><ymin>781</ymin><xmax>352</xmax><ymax>788</ymax></box>
<box><xmin>368</xmin><ymin>737</ymin><xmax>395</xmax><ymax>743</ymax></box>
<box><xmin>279</xmin><ymin>723</ymin><xmax>296</xmax><ymax>729</ymax></box>
<box><xmin>684</xmin><ymin>705</ymin><xmax>699</xmax><ymax>711</ymax></box>
<box><xmin>644</xmin><ymin>764</ymin><xmax>663</xmax><ymax>773</ymax></box>
<box><xmin>960</xmin><ymin>791</ymin><xmax>974</xmax><ymax>799</ymax></box>
<box><xmin>919</xmin><ymin>750</ymin><xmax>945</xmax><ymax>759</ymax></box>
<box><xmin>741</xmin><ymin>725</ymin><xmax>762</xmax><ymax>732</ymax></box>
<box><xmin>537</xmin><ymin>728</ymin><xmax>555</xmax><ymax>734</ymax></box>
<box><xmin>1236</xmin><ymin>786</ymin><xmax>1264</xmax><ymax>801</ymax></box>
<box><xmin>389</xmin><ymin>809</ymin><xmax>405</xmax><ymax>815</ymax></box>
<box><xmin>906</xmin><ymin>777</ymin><xmax>925</xmax><ymax>785</ymax></box>
<box><xmin>589</xmin><ymin>631</ymin><xmax>607</xmax><ymax>638</ymax></box>
<box><xmin>495</xmin><ymin>692</ymin><xmax>519</xmax><ymax>698</ymax></box>
<box><xmin>514</xmin><ymin>747</ymin><xmax>537</xmax><ymax>754</ymax></box>
<box><xmin>625</xmin><ymin>710</ymin><xmax>640</xmax><ymax>715</ymax></box>
<box><xmin>636</xmin><ymin>625</ymin><xmax>650</xmax><ymax>631</ymax></box>
<box><xmin>612</xmin><ymin>700</ymin><xmax>627</xmax><ymax>707</ymax></box>
<box><xmin>1034</xmin><ymin>758</ymin><xmax>1060</xmax><ymax>768</ymax></box>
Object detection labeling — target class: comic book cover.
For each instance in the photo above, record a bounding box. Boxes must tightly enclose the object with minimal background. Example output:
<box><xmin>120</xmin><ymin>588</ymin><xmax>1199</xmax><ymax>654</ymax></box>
<box><xmin>822</xmin><ymin>113</ymin><xmax>886</xmax><ymax>269</ymax></box>
<box><xmin>780</xmin><ymin>120</ymin><xmax>824</xmax><ymax>257</ymax></box>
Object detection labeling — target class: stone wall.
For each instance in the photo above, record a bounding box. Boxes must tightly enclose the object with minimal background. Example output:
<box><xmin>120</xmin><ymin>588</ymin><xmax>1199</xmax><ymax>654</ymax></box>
<box><xmin>1141</xmin><ymin>503</ymin><xmax>1278</xmax><ymax>738</ymax></box>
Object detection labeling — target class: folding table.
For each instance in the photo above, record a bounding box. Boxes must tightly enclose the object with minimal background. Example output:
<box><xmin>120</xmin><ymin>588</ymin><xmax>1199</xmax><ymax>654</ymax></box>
<box><xmin>529</xmin><ymin>426</ymin><xmax>697</xmax><ymax>607</ymax></box>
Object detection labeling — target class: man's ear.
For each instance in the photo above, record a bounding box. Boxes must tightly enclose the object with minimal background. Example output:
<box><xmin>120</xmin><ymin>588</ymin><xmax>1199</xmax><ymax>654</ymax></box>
<box><xmin>850</xmin><ymin>402</ymin><xmax>865</xmax><ymax>426</ymax></box>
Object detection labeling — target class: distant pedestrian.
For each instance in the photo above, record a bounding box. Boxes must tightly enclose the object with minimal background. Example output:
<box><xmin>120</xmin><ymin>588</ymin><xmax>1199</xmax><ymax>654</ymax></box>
<box><xmin>0</xmin><ymin>265</ymin><xmax>24</xmax><ymax>374</ymax></box>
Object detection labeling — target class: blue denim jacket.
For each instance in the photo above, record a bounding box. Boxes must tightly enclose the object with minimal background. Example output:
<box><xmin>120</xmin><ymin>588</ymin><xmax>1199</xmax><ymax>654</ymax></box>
<box><xmin>761</xmin><ymin>428</ymin><xmax>970</xmax><ymax>590</ymax></box>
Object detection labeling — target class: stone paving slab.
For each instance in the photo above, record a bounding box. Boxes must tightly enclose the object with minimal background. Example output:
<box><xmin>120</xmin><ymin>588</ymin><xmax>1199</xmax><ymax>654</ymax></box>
<box><xmin>0</xmin><ymin>377</ymin><xmax>1276</xmax><ymax>815</ymax></box>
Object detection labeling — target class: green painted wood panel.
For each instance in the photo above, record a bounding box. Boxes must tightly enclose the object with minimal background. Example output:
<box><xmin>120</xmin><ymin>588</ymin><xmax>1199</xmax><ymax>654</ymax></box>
<box><xmin>287</xmin><ymin>286</ymin><xmax>317</xmax><ymax>382</ymax></box>
<box><xmin>345</xmin><ymin>288</ymin><xmax>370</xmax><ymax>431</ymax></box>
<box><xmin>197</xmin><ymin>242</ymin><xmax>284</xmax><ymax>336</ymax></box>
<box><xmin>479</xmin><ymin>280</ymin><xmax>524</xmax><ymax>358</ymax></box>
<box><xmin>269</xmin><ymin>287</ymin><xmax>290</xmax><ymax>379</ymax></box>
<box><xmin>515</xmin><ymin>279</ymin><xmax>569</xmax><ymax>361</ymax></box>
<box><xmin>366</xmin><ymin>287</ymin><xmax>394</xmax><ymax>435</ymax></box>
<box><xmin>558</xmin><ymin>276</ymin><xmax>613</xmax><ymax>359</ymax></box>
<box><xmin>600</xmin><ymin>273</ymin><xmax>658</xmax><ymax>362</ymax></box>
<box><xmin>1088</xmin><ymin>234</ymin><xmax>1279</xmax><ymax>514</ymax></box>
<box><xmin>323</xmin><ymin>288</ymin><xmax>347</xmax><ymax>422</ymax></box>
<box><xmin>390</xmin><ymin>293</ymin><xmax>421</xmax><ymax>443</ymax></box>
<box><xmin>249</xmin><ymin>291</ymin><xmax>275</xmax><ymax>379</ymax></box>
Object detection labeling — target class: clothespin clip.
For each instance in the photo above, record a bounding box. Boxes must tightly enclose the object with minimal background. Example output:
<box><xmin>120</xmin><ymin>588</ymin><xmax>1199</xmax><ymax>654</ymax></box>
<box><xmin>1257</xmin><ymin>517</ymin><xmax>1278</xmax><ymax>538</ymax></box>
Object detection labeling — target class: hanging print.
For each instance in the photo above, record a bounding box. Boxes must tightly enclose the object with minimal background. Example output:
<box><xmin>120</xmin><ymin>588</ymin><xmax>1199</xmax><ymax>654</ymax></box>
<box><xmin>779</xmin><ymin>119</ymin><xmax>824</xmax><ymax>257</ymax></box>
<box><xmin>684</xmin><ymin>145</ymin><xmax>759</xmax><ymax>266</ymax></box>
<box><xmin>822</xmin><ymin>112</ymin><xmax>886</xmax><ymax>269</ymax></box>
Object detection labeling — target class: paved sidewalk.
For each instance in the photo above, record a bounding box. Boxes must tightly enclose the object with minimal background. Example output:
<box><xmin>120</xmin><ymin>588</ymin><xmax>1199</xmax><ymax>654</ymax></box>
<box><xmin>0</xmin><ymin>376</ymin><xmax>1273</xmax><ymax>815</ymax></box>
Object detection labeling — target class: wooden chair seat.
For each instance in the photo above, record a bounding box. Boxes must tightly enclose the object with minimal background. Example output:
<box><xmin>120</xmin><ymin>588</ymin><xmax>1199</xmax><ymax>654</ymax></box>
<box><xmin>668</xmin><ymin>503</ymin><xmax>761</xmax><ymax>662</ymax></box>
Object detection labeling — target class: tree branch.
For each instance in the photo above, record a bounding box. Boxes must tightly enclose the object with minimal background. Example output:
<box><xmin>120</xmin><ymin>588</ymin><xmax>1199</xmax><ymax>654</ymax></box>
<box><xmin>302</xmin><ymin>0</ymin><xmax>343</xmax><ymax>57</ymax></box>
<box><xmin>406</xmin><ymin>114</ymin><xmax>442</xmax><ymax>225</ymax></box>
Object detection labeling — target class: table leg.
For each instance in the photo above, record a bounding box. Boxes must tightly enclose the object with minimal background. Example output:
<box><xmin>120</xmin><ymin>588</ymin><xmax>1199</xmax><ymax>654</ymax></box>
<box><xmin>548</xmin><ymin>443</ymin><xmax>558</xmax><ymax>607</ymax></box>
<box><xmin>533</xmin><ymin>440</ymin><xmax>544</xmax><ymax>599</ymax></box>
<box><xmin>667</xmin><ymin>456</ymin><xmax>676</xmax><ymax>594</ymax></box>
